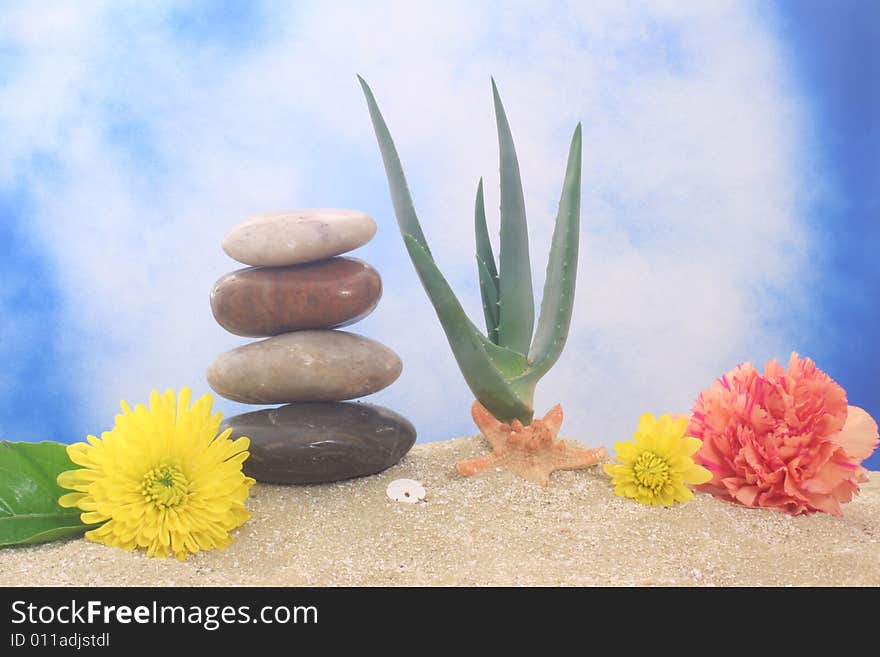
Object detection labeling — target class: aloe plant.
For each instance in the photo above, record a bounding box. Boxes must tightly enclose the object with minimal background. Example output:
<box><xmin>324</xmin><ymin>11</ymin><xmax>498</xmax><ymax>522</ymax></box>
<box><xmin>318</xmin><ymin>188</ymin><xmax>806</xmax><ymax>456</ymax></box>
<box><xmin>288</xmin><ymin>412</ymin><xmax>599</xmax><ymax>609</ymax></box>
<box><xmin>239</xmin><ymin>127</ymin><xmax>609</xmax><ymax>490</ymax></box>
<box><xmin>359</xmin><ymin>76</ymin><xmax>582</xmax><ymax>425</ymax></box>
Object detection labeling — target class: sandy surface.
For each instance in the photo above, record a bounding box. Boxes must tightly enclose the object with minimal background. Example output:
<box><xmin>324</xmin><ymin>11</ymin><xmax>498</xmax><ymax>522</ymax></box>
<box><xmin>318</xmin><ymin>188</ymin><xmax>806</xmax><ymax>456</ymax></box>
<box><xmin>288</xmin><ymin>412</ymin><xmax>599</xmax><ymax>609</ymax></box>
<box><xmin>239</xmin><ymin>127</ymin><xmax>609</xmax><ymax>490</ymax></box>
<box><xmin>1</xmin><ymin>436</ymin><xmax>878</xmax><ymax>586</ymax></box>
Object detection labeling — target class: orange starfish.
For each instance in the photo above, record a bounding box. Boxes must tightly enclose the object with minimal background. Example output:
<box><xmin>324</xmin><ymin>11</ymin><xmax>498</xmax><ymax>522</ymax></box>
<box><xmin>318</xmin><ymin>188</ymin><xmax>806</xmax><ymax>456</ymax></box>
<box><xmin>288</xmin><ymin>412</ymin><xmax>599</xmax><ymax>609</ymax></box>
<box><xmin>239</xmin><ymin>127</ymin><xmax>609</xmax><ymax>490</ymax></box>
<box><xmin>456</xmin><ymin>401</ymin><xmax>607</xmax><ymax>486</ymax></box>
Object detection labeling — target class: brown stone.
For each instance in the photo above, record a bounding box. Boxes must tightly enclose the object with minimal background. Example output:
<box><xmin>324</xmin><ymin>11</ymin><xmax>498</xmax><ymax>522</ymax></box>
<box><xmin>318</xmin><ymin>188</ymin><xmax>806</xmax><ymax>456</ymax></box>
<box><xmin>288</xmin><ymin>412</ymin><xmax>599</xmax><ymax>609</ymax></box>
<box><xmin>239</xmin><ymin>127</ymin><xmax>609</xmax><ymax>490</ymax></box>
<box><xmin>210</xmin><ymin>257</ymin><xmax>382</xmax><ymax>337</ymax></box>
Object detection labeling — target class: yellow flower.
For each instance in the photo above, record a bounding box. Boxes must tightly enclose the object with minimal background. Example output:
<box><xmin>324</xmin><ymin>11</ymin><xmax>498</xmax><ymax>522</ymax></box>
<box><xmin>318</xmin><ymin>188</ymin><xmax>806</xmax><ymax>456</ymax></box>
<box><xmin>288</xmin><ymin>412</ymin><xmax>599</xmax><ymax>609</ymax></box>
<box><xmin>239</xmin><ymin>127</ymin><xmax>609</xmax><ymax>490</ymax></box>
<box><xmin>603</xmin><ymin>413</ymin><xmax>712</xmax><ymax>506</ymax></box>
<box><xmin>57</xmin><ymin>388</ymin><xmax>254</xmax><ymax>560</ymax></box>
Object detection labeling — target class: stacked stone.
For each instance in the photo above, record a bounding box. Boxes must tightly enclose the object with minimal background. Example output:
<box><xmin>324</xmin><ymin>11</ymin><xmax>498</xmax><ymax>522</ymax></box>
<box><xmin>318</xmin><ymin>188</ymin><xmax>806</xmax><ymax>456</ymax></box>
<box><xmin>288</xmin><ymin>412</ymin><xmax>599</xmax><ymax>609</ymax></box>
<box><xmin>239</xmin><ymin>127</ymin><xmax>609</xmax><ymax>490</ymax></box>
<box><xmin>207</xmin><ymin>209</ymin><xmax>416</xmax><ymax>484</ymax></box>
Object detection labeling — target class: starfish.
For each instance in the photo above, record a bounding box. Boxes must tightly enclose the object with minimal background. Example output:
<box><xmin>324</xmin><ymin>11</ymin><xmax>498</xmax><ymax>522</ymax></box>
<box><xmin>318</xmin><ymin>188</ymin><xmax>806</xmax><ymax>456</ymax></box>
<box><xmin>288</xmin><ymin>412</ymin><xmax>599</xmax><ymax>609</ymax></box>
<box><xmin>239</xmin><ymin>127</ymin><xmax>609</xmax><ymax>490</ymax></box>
<box><xmin>456</xmin><ymin>401</ymin><xmax>607</xmax><ymax>486</ymax></box>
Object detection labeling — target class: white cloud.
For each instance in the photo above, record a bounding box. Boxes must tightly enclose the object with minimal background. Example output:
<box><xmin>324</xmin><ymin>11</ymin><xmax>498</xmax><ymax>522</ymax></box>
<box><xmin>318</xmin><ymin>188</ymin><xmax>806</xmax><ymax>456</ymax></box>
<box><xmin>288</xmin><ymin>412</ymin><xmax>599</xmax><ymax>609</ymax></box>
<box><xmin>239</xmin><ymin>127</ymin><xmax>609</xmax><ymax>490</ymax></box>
<box><xmin>0</xmin><ymin>1</ymin><xmax>809</xmax><ymax>446</ymax></box>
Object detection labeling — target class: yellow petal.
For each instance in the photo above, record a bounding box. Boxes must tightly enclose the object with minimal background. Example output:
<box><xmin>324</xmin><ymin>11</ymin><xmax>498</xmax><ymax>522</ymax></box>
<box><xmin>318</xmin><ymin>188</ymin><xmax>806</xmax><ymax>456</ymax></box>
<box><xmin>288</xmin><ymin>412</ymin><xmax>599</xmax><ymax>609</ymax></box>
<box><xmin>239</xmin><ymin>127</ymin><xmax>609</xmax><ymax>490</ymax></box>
<box><xmin>636</xmin><ymin>413</ymin><xmax>656</xmax><ymax>436</ymax></box>
<box><xmin>655</xmin><ymin>413</ymin><xmax>672</xmax><ymax>436</ymax></box>
<box><xmin>57</xmin><ymin>387</ymin><xmax>255</xmax><ymax>561</ymax></box>
<box><xmin>681</xmin><ymin>464</ymin><xmax>713</xmax><ymax>485</ymax></box>
<box><xmin>680</xmin><ymin>436</ymin><xmax>704</xmax><ymax>457</ymax></box>
<box><xmin>80</xmin><ymin>511</ymin><xmax>109</xmax><ymax>525</ymax></box>
<box><xmin>672</xmin><ymin>484</ymin><xmax>694</xmax><ymax>503</ymax></box>
<box><xmin>56</xmin><ymin>469</ymin><xmax>91</xmax><ymax>492</ymax></box>
<box><xmin>65</xmin><ymin>443</ymin><xmax>95</xmax><ymax>468</ymax></box>
<box><xmin>613</xmin><ymin>440</ymin><xmax>638</xmax><ymax>462</ymax></box>
<box><xmin>671</xmin><ymin>415</ymin><xmax>689</xmax><ymax>436</ymax></box>
<box><xmin>58</xmin><ymin>492</ymin><xmax>87</xmax><ymax>508</ymax></box>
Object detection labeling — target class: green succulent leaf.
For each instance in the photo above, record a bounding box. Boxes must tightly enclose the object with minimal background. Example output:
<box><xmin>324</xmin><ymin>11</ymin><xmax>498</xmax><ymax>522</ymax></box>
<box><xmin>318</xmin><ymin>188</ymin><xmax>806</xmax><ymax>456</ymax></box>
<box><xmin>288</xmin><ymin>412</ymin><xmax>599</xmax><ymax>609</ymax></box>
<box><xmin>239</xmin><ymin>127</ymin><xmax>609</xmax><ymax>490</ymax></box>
<box><xmin>474</xmin><ymin>178</ymin><xmax>498</xmax><ymax>285</ymax></box>
<box><xmin>0</xmin><ymin>441</ymin><xmax>89</xmax><ymax>548</ymax></box>
<box><xmin>492</xmin><ymin>78</ymin><xmax>534</xmax><ymax>355</ymax></box>
<box><xmin>358</xmin><ymin>75</ymin><xmax>431</xmax><ymax>254</ymax></box>
<box><xmin>403</xmin><ymin>234</ymin><xmax>532</xmax><ymax>422</ymax></box>
<box><xmin>359</xmin><ymin>75</ymin><xmax>581</xmax><ymax>426</ymax></box>
<box><xmin>481</xmin><ymin>337</ymin><xmax>529</xmax><ymax>379</ymax></box>
<box><xmin>477</xmin><ymin>256</ymin><xmax>500</xmax><ymax>344</ymax></box>
<box><xmin>523</xmin><ymin>123</ymin><xmax>583</xmax><ymax>385</ymax></box>
<box><xmin>474</xmin><ymin>178</ymin><xmax>500</xmax><ymax>342</ymax></box>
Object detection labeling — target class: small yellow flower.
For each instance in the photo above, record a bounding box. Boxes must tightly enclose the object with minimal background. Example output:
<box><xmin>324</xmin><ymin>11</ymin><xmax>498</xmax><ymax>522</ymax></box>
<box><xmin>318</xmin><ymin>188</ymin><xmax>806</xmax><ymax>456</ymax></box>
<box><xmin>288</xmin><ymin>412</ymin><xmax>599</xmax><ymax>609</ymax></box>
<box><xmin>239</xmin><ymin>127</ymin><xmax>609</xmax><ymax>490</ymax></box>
<box><xmin>57</xmin><ymin>388</ymin><xmax>254</xmax><ymax>560</ymax></box>
<box><xmin>603</xmin><ymin>413</ymin><xmax>711</xmax><ymax>506</ymax></box>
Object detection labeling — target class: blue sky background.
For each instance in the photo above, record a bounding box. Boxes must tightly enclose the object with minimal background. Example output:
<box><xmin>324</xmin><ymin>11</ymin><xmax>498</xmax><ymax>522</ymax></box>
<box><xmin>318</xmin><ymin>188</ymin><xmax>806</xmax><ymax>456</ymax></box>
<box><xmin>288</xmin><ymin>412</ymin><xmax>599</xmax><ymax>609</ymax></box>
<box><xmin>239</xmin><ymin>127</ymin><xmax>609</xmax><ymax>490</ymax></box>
<box><xmin>772</xmin><ymin>0</ymin><xmax>879</xmax><ymax>472</ymax></box>
<box><xmin>0</xmin><ymin>1</ymin><xmax>877</xmax><ymax>470</ymax></box>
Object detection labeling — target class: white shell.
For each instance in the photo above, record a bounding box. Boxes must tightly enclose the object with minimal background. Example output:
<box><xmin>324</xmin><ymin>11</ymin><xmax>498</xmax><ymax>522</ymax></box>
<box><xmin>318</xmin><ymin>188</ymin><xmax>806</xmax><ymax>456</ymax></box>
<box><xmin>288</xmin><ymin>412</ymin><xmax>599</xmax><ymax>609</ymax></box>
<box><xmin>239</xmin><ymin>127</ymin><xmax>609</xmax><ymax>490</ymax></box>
<box><xmin>386</xmin><ymin>478</ymin><xmax>426</xmax><ymax>503</ymax></box>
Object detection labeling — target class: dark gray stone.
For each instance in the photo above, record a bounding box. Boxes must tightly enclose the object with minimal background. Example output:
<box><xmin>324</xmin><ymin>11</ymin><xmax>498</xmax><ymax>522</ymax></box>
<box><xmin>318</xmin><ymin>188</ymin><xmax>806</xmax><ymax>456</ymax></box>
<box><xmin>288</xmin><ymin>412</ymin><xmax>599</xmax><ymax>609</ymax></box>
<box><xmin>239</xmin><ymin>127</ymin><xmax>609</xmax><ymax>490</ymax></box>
<box><xmin>221</xmin><ymin>402</ymin><xmax>417</xmax><ymax>484</ymax></box>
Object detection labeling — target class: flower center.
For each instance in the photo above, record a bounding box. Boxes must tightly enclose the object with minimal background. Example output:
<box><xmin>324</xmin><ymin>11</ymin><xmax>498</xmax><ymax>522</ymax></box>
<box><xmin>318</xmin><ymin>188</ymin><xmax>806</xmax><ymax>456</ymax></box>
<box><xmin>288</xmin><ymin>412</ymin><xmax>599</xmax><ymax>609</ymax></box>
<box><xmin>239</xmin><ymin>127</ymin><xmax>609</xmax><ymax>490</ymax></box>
<box><xmin>141</xmin><ymin>465</ymin><xmax>189</xmax><ymax>509</ymax></box>
<box><xmin>633</xmin><ymin>451</ymin><xmax>670</xmax><ymax>493</ymax></box>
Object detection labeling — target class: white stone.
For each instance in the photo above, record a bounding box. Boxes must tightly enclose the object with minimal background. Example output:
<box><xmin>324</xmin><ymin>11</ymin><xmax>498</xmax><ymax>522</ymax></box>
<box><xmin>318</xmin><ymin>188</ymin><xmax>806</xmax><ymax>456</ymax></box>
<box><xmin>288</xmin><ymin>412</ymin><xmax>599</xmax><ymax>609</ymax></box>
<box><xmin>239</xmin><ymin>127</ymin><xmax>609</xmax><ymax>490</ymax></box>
<box><xmin>222</xmin><ymin>209</ymin><xmax>377</xmax><ymax>267</ymax></box>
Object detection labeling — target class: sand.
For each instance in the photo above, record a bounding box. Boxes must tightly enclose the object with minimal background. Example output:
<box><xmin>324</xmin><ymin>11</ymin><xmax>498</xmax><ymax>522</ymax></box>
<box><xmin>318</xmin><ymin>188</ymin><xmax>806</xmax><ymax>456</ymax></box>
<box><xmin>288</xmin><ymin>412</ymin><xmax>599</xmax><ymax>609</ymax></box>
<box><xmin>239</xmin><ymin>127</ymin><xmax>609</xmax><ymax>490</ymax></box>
<box><xmin>1</xmin><ymin>436</ymin><xmax>878</xmax><ymax>586</ymax></box>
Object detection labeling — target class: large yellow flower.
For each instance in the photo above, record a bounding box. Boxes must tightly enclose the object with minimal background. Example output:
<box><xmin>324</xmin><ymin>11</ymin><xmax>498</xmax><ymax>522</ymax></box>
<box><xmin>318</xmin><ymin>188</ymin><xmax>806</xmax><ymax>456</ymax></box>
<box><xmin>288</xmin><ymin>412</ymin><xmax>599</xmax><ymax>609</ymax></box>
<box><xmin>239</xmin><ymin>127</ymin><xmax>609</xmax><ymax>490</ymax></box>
<box><xmin>57</xmin><ymin>388</ymin><xmax>254</xmax><ymax>560</ymax></box>
<box><xmin>603</xmin><ymin>413</ymin><xmax>711</xmax><ymax>506</ymax></box>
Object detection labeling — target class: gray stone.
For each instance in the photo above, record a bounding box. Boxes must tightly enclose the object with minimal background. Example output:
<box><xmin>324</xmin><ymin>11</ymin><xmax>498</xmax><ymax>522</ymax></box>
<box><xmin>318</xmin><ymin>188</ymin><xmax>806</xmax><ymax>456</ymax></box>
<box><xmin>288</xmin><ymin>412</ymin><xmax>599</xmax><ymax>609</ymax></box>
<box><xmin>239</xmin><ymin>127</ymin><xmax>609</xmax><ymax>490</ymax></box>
<box><xmin>222</xmin><ymin>402</ymin><xmax>417</xmax><ymax>484</ymax></box>
<box><xmin>206</xmin><ymin>330</ymin><xmax>402</xmax><ymax>404</ymax></box>
<box><xmin>222</xmin><ymin>209</ymin><xmax>377</xmax><ymax>267</ymax></box>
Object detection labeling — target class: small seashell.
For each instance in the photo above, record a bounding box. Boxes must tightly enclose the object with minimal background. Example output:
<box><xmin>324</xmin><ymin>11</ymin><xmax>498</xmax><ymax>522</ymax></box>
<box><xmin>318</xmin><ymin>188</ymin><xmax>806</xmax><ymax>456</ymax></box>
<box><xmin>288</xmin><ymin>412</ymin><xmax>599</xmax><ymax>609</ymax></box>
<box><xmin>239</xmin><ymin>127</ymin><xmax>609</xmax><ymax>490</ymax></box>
<box><xmin>386</xmin><ymin>478</ymin><xmax>426</xmax><ymax>503</ymax></box>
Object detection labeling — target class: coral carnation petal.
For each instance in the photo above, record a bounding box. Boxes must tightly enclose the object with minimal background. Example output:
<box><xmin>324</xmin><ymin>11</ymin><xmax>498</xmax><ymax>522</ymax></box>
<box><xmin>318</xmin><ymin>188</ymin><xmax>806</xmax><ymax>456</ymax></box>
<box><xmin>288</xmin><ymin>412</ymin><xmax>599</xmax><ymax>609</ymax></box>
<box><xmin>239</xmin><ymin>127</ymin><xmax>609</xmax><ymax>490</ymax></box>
<box><xmin>733</xmin><ymin>485</ymin><xmax>759</xmax><ymax>507</ymax></box>
<box><xmin>690</xmin><ymin>354</ymin><xmax>873</xmax><ymax>516</ymax></box>
<box><xmin>828</xmin><ymin>406</ymin><xmax>879</xmax><ymax>462</ymax></box>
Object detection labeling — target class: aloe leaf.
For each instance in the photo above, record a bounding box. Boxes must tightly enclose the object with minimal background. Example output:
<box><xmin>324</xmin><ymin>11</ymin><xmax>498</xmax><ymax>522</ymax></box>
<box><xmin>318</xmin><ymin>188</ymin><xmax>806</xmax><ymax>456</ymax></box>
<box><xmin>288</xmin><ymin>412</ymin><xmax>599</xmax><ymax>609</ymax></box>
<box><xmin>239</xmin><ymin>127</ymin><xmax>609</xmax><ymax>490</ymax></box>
<box><xmin>477</xmin><ymin>257</ymin><xmax>500</xmax><ymax>344</ymax></box>
<box><xmin>481</xmin><ymin>336</ymin><xmax>529</xmax><ymax>378</ymax></box>
<box><xmin>523</xmin><ymin>123</ymin><xmax>582</xmax><ymax>384</ymax></box>
<box><xmin>474</xmin><ymin>178</ymin><xmax>500</xmax><ymax>342</ymax></box>
<box><xmin>403</xmin><ymin>234</ymin><xmax>532</xmax><ymax>422</ymax></box>
<box><xmin>358</xmin><ymin>75</ymin><xmax>430</xmax><ymax>253</ymax></box>
<box><xmin>491</xmin><ymin>79</ymin><xmax>534</xmax><ymax>354</ymax></box>
<box><xmin>0</xmin><ymin>441</ymin><xmax>89</xmax><ymax>547</ymax></box>
<box><xmin>474</xmin><ymin>178</ymin><xmax>498</xmax><ymax>286</ymax></box>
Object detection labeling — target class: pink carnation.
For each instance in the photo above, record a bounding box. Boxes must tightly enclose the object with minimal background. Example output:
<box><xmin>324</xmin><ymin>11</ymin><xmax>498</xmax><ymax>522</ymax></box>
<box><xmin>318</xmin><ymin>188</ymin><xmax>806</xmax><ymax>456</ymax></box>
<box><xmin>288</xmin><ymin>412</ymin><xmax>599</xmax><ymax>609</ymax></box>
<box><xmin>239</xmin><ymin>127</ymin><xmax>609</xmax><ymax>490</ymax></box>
<box><xmin>688</xmin><ymin>353</ymin><xmax>878</xmax><ymax>516</ymax></box>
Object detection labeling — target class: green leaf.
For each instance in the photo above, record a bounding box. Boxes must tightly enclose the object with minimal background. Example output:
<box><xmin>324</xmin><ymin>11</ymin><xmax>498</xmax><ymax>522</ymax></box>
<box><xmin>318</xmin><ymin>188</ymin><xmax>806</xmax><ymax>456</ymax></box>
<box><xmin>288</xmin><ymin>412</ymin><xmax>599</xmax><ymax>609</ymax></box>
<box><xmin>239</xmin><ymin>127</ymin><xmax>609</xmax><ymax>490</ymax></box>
<box><xmin>358</xmin><ymin>76</ymin><xmax>536</xmax><ymax>423</ymax></box>
<box><xmin>481</xmin><ymin>338</ymin><xmax>529</xmax><ymax>379</ymax></box>
<box><xmin>523</xmin><ymin>123</ymin><xmax>583</xmax><ymax>385</ymax></box>
<box><xmin>474</xmin><ymin>178</ymin><xmax>500</xmax><ymax>342</ymax></box>
<box><xmin>403</xmin><ymin>234</ymin><xmax>533</xmax><ymax>422</ymax></box>
<box><xmin>0</xmin><ymin>441</ymin><xmax>88</xmax><ymax>547</ymax></box>
<box><xmin>358</xmin><ymin>75</ymin><xmax>431</xmax><ymax>254</ymax></box>
<box><xmin>477</xmin><ymin>256</ymin><xmax>500</xmax><ymax>344</ymax></box>
<box><xmin>474</xmin><ymin>178</ymin><xmax>499</xmax><ymax>286</ymax></box>
<box><xmin>492</xmin><ymin>79</ymin><xmax>534</xmax><ymax>354</ymax></box>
